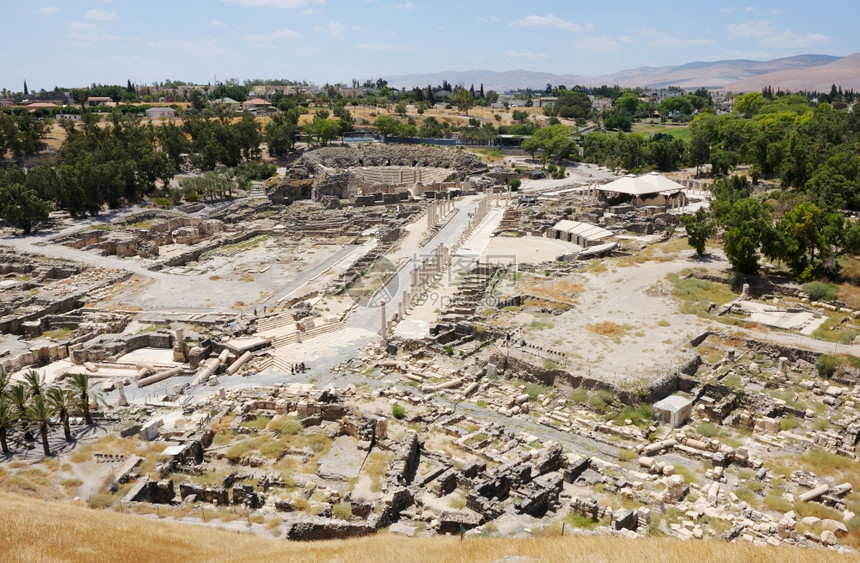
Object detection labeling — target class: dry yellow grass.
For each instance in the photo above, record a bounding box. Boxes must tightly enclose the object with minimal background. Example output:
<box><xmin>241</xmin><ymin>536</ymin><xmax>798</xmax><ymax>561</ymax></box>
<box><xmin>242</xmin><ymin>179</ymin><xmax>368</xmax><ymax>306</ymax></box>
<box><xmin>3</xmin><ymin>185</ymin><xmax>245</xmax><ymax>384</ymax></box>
<box><xmin>589</xmin><ymin>321</ymin><xmax>627</xmax><ymax>337</ymax></box>
<box><xmin>0</xmin><ymin>491</ymin><xmax>852</xmax><ymax>563</ymax></box>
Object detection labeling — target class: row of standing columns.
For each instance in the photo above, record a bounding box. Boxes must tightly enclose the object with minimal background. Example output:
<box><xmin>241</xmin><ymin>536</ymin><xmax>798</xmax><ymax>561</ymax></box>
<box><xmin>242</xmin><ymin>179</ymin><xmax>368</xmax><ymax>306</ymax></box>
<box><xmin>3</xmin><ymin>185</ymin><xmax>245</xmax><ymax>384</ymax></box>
<box><xmin>397</xmin><ymin>191</ymin><xmax>495</xmax><ymax>322</ymax></box>
<box><xmin>426</xmin><ymin>196</ymin><xmax>455</xmax><ymax>228</ymax></box>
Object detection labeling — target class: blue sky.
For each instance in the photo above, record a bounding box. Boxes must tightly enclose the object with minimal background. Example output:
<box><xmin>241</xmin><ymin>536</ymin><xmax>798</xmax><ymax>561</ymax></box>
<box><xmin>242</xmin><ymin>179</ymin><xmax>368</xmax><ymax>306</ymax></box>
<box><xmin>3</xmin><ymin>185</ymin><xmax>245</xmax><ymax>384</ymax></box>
<box><xmin>4</xmin><ymin>0</ymin><xmax>858</xmax><ymax>91</ymax></box>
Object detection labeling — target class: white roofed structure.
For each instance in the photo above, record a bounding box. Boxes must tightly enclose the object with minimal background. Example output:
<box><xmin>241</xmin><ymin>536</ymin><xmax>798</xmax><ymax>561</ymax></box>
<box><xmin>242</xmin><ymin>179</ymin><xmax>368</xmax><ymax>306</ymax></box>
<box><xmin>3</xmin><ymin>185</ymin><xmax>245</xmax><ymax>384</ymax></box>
<box><xmin>548</xmin><ymin>220</ymin><xmax>613</xmax><ymax>248</ymax></box>
<box><xmin>597</xmin><ymin>172</ymin><xmax>685</xmax><ymax>197</ymax></box>
<box><xmin>596</xmin><ymin>172</ymin><xmax>688</xmax><ymax>211</ymax></box>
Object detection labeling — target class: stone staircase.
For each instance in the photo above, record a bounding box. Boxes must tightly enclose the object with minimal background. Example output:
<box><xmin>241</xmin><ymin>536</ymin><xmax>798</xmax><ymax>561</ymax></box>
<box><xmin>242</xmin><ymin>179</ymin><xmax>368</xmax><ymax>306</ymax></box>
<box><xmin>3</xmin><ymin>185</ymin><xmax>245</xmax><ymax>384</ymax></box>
<box><xmin>256</xmin><ymin>313</ymin><xmax>296</xmax><ymax>333</ymax></box>
<box><xmin>248</xmin><ymin>182</ymin><xmax>267</xmax><ymax>199</ymax></box>
<box><xmin>269</xmin><ymin>320</ymin><xmax>346</xmax><ymax>349</ymax></box>
<box><xmin>272</xmin><ymin>353</ymin><xmax>298</xmax><ymax>374</ymax></box>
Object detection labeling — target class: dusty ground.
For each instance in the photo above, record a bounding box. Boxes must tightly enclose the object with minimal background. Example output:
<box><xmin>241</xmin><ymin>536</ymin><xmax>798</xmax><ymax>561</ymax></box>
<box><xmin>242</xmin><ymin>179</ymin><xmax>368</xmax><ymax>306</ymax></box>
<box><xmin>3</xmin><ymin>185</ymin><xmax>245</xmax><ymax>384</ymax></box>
<box><xmin>487</xmin><ymin>240</ymin><xmax>726</xmax><ymax>387</ymax></box>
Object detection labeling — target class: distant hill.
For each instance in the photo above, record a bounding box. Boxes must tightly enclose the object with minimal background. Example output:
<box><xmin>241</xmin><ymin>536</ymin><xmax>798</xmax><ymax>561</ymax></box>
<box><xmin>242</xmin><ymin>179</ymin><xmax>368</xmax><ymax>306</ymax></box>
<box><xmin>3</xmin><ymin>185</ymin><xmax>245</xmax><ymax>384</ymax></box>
<box><xmin>725</xmin><ymin>53</ymin><xmax>860</xmax><ymax>92</ymax></box>
<box><xmin>384</xmin><ymin>54</ymin><xmax>855</xmax><ymax>93</ymax></box>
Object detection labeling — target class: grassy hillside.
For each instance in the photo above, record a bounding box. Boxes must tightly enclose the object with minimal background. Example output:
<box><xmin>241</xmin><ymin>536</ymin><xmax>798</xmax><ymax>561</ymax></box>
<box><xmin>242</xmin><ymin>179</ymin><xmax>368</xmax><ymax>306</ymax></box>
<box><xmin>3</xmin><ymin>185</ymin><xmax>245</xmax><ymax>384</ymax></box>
<box><xmin>0</xmin><ymin>492</ymin><xmax>853</xmax><ymax>563</ymax></box>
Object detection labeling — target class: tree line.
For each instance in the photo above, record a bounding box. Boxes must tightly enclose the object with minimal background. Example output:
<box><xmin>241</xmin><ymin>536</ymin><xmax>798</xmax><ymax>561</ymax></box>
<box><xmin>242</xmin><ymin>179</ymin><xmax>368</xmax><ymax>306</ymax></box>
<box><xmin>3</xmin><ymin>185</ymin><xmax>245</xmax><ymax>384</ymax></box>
<box><xmin>0</xmin><ymin>110</ymin><xmax>293</xmax><ymax>231</ymax></box>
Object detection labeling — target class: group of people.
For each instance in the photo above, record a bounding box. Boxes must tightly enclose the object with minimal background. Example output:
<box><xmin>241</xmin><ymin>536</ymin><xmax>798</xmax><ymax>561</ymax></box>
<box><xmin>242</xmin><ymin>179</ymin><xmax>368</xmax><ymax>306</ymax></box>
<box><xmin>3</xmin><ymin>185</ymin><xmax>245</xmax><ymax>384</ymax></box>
<box><xmin>290</xmin><ymin>362</ymin><xmax>307</xmax><ymax>374</ymax></box>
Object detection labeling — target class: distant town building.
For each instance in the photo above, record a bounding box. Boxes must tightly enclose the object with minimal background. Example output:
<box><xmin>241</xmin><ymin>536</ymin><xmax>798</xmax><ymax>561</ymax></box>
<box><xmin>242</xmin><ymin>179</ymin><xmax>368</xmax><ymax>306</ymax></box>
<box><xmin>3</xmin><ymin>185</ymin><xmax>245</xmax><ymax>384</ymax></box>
<box><xmin>86</xmin><ymin>96</ymin><xmax>113</xmax><ymax>107</ymax></box>
<box><xmin>144</xmin><ymin>107</ymin><xmax>177</xmax><ymax>119</ymax></box>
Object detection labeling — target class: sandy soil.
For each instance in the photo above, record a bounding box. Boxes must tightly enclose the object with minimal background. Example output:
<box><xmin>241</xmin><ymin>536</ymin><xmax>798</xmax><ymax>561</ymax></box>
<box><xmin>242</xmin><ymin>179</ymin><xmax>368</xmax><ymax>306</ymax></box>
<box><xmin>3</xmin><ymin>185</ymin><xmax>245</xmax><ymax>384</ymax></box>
<box><xmin>495</xmin><ymin>247</ymin><xmax>726</xmax><ymax>386</ymax></box>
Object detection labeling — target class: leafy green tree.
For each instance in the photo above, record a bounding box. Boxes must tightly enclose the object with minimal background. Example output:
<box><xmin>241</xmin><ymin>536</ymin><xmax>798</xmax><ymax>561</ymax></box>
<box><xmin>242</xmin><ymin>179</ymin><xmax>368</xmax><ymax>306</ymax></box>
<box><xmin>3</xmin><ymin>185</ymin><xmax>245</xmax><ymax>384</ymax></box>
<box><xmin>680</xmin><ymin>208</ymin><xmax>716</xmax><ymax>255</ymax></box>
<box><xmin>734</xmin><ymin>92</ymin><xmax>768</xmax><ymax>116</ymax></box>
<box><xmin>722</xmin><ymin>198</ymin><xmax>772</xmax><ymax>274</ymax></box>
<box><xmin>603</xmin><ymin>109</ymin><xmax>632</xmax><ymax>131</ymax></box>
<box><xmin>374</xmin><ymin>115</ymin><xmax>401</xmax><ymax>137</ymax></box>
<box><xmin>0</xmin><ymin>183</ymin><xmax>51</xmax><ymax>234</ymax></box>
<box><xmin>521</xmin><ymin>124</ymin><xmax>574</xmax><ymax>164</ymax></box>
<box><xmin>452</xmin><ymin>89</ymin><xmax>474</xmax><ymax>116</ymax></box>
<box><xmin>553</xmin><ymin>89</ymin><xmax>592</xmax><ymax>119</ymax></box>
<box><xmin>647</xmin><ymin>132</ymin><xmax>685</xmax><ymax>170</ymax></box>
<box><xmin>265</xmin><ymin>109</ymin><xmax>300</xmax><ymax>156</ymax></box>
<box><xmin>418</xmin><ymin>116</ymin><xmax>443</xmax><ymax>138</ymax></box>
<box><xmin>769</xmin><ymin>201</ymin><xmax>828</xmax><ymax>279</ymax></box>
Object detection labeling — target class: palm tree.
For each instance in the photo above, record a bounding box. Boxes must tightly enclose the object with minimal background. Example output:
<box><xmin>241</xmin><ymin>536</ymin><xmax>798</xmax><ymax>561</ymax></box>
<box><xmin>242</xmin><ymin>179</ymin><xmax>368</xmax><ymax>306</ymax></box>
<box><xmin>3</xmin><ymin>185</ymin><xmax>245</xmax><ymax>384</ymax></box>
<box><xmin>0</xmin><ymin>365</ymin><xmax>11</xmax><ymax>395</ymax></box>
<box><xmin>0</xmin><ymin>396</ymin><xmax>16</xmax><ymax>455</ymax></box>
<box><xmin>68</xmin><ymin>373</ymin><xmax>96</xmax><ymax>425</ymax></box>
<box><xmin>26</xmin><ymin>395</ymin><xmax>54</xmax><ymax>457</ymax></box>
<box><xmin>46</xmin><ymin>387</ymin><xmax>74</xmax><ymax>442</ymax></box>
<box><xmin>23</xmin><ymin>370</ymin><xmax>45</xmax><ymax>398</ymax></box>
<box><xmin>7</xmin><ymin>383</ymin><xmax>30</xmax><ymax>438</ymax></box>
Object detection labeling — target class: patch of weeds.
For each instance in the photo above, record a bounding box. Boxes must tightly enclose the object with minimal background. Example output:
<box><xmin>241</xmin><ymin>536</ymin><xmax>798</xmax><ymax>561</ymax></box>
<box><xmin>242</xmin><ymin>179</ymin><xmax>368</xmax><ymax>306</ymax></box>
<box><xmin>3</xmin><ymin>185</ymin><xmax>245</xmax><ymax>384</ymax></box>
<box><xmin>696</xmin><ymin>422</ymin><xmax>719</xmax><ymax>438</ymax></box>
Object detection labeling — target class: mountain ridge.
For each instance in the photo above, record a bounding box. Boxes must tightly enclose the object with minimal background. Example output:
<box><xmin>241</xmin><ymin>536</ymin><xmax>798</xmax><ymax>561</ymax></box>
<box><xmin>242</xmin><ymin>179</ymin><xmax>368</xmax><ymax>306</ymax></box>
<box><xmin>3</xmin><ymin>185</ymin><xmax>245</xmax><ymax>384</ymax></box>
<box><xmin>384</xmin><ymin>54</ymin><xmax>854</xmax><ymax>93</ymax></box>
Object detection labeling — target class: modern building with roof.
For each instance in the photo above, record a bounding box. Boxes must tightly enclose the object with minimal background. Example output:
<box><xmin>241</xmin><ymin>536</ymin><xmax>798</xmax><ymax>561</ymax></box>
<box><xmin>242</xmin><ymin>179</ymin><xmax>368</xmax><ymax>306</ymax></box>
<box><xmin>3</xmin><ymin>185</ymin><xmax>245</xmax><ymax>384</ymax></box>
<box><xmin>596</xmin><ymin>172</ymin><xmax>687</xmax><ymax>210</ymax></box>
<box><xmin>242</xmin><ymin>98</ymin><xmax>272</xmax><ymax>110</ymax></box>
<box><xmin>547</xmin><ymin>220</ymin><xmax>614</xmax><ymax>248</ymax></box>
<box><xmin>86</xmin><ymin>96</ymin><xmax>113</xmax><ymax>106</ymax></box>
<box><xmin>25</xmin><ymin>102</ymin><xmax>58</xmax><ymax>112</ymax></box>
<box><xmin>144</xmin><ymin>107</ymin><xmax>177</xmax><ymax>119</ymax></box>
<box><xmin>210</xmin><ymin>97</ymin><xmax>240</xmax><ymax>106</ymax></box>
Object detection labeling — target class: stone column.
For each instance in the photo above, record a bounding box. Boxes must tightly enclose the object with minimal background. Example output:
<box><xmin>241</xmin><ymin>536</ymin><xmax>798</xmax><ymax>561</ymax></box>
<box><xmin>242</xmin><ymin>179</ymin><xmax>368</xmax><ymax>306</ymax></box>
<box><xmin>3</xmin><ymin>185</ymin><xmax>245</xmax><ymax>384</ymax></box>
<box><xmin>117</xmin><ymin>379</ymin><xmax>128</xmax><ymax>407</ymax></box>
<box><xmin>380</xmin><ymin>300</ymin><xmax>387</xmax><ymax>343</ymax></box>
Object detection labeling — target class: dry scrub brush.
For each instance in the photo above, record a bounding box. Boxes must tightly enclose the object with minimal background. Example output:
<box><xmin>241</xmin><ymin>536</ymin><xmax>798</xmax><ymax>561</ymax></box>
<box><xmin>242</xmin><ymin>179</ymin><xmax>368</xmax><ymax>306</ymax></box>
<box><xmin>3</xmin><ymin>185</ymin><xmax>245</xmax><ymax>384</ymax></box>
<box><xmin>0</xmin><ymin>492</ymin><xmax>855</xmax><ymax>563</ymax></box>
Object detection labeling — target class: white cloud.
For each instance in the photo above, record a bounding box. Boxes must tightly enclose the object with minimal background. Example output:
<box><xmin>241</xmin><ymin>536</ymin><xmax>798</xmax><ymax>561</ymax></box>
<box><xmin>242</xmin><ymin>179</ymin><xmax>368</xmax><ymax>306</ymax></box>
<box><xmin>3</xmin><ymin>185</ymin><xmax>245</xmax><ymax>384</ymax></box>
<box><xmin>351</xmin><ymin>25</ymin><xmax>370</xmax><ymax>31</ymax></box>
<box><xmin>647</xmin><ymin>35</ymin><xmax>713</xmax><ymax>48</ymax></box>
<box><xmin>478</xmin><ymin>16</ymin><xmax>499</xmax><ymax>23</ymax></box>
<box><xmin>86</xmin><ymin>9</ymin><xmax>117</xmax><ymax>21</ymax></box>
<box><xmin>293</xmin><ymin>46</ymin><xmax>322</xmax><ymax>54</ymax></box>
<box><xmin>393</xmin><ymin>2</ymin><xmax>413</xmax><ymax>9</ymax></box>
<box><xmin>503</xmin><ymin>50</ymin><xmax>548</xmax><ymax>60</ymax></box>
<box><xmin>223</xmin><ymin>0</ymin><xmax>325</xmax><ymax>8</ymax></box>
<box><xmin>149</xmin><ymin>39</ymin><xmax>229</xmax><ymax>55</ymax></box>
<box><xmin>210</xmin><ymin>19</ymin><xmax>227</xmax><ymax>26</ymax></box>
<box><xmin>509</xmin><ymin>14</ymin><xmax>591</xmax><ymax>32</ymax></box>
<box><xmin>575</xmin><ymin>36</ymin><xmax>621</xmax><ymax>53</ymax></box>
<box><xmin>315</xmin><ymin>22</ymin><xmax>345</xmax><ymax>37</ymax></box>
<box><xmin>727</xmin><ymin>20</ymin><xmax>830</xmax><ymax>49</ymax></box>
<box><xmin>245</xmin><ymin>28</ymin><xmax>301</xmax><ymax>41</ymax></box>
<box><xmin>68</xmin><ymin>21</ymin><xmax>119</xmax><ymax>40</ymax></box>
<box><xmin>358</xmin><ymin>43</ymin><xmax>414</xmax><ymax>51</ymax></box>
<box><xmin>34</xmin><ymin>6</ymin><xmax>60</xmax><ymax>15</ymax></box>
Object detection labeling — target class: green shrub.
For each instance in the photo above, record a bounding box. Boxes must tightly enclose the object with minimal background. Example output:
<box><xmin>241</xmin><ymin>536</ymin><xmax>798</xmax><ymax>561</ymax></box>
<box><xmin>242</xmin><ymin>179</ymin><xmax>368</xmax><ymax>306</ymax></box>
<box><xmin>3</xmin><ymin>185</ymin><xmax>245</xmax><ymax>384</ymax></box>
<box><xmin>564</xmin><ymin>511</ymin><xmax>599</xmax><ymax>529</ymax></box>
<box><xmin>568</xmin><ymin>389</ymin><xmax>588</xmax><ymax>404</ymax></box>
<box><xmin>780</xmin><ymin>416</ymin><xmax>801</xmax><ymax>432</ymax></box>
<box><xmin>735</xmin><ymin>487</ymin><xmax>756</xmax><ymax>504</ymax></box>
<box><xmin>816</xmin><ymin>354</ymin><xmax>840</xmax><ymax>378</ymax></box>
<box><xmin>613</xmin><ymin>405</ymin><xmax>654</xmax><ymax>427</ymax></box>
<box><xmin>803</xmin><ymin>281</ymin><xmax>837</xmax><ymax>302</ymax></box>
<box><xmin>507</xmin><ymin>178</ymin><xmax>521</xmax><ymax>191</ymax></box>
<box><xmin>391</xmin><ymin>403</ymin><xmax>406</xmax><ymax>420</ymax></box>
<box><xmin>332</xmin><ymin>502</ymin><xmax>352</xmax><ymax>521</ymax></box>
<box><xmin>696</xmin><ymin>422</ymin><xmax>719</xmax><ymax>438</ymax></box>
<box><xmin>587</xmin><ymin>390</ymin><xmax>613</xmax><ymax>412</ymax></box>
